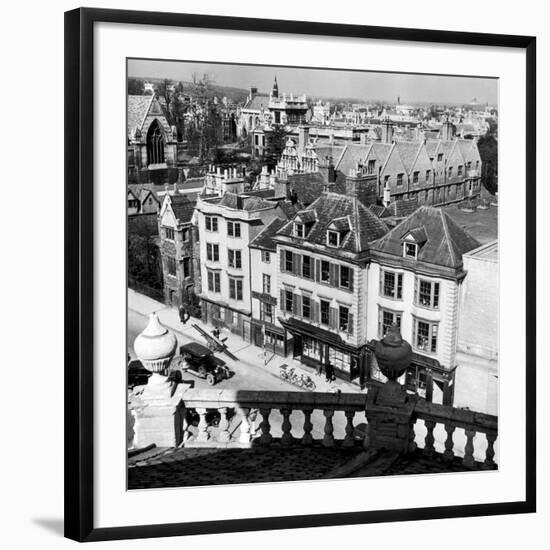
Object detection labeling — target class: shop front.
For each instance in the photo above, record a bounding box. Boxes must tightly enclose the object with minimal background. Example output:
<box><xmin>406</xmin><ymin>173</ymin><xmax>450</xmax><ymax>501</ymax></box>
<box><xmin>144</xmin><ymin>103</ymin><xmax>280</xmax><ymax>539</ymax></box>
<box><xmin>280</xmin><ymin>317</ymin><xmax>363</xmax><ymax>382</ymax></box>
<box><xmin>365</xmin><ymin>341</ymin><xmax>456</xmax><ymax>405</ymax></box>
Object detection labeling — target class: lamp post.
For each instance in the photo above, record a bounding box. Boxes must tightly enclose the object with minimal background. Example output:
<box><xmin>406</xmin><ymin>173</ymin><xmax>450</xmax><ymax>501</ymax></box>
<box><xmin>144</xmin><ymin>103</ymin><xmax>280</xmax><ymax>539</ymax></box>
<box><xmin>128</xmin><ymin>313</ymin><xmax>188</xmax><ymax>449</ymax></box>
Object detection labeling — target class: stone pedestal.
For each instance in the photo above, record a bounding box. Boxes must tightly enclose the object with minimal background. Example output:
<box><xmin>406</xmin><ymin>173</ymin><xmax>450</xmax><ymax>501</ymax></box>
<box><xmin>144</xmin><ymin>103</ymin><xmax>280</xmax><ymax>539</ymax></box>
<box><xmin>365</xmin><ymin>381</ymin><xmax>417</xmax><ymax>454</ymax></box>
<box><xmin>128</xmin><ymin>374</ymin><xmax>190</xmax><ymax>448</ymax></box>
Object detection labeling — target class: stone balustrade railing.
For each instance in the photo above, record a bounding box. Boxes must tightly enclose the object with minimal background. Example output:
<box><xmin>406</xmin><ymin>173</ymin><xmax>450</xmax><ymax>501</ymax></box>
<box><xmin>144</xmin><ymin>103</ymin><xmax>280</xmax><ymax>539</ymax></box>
<box><xmin>180</xmin><ymin>389</ymin><xmax>366</xmax><ymax>449</ymax></box>
<box><xmin>177</xmin><ymin>388</ymin><xmax>498</xmax><ymax>469</ymax></box>
<box><xmin>413</xmin><ymin>399</ymin><xmax>498</xmax><ymax>468</ymax></box>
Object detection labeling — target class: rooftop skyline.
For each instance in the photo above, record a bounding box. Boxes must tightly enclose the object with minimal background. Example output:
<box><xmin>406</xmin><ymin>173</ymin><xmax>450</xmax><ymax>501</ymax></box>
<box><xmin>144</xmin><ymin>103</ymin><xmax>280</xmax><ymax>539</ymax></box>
<box><xmin>128</xmin><ymin>58</ymin><xmax>498</xmax><ymax>106</ymax></box>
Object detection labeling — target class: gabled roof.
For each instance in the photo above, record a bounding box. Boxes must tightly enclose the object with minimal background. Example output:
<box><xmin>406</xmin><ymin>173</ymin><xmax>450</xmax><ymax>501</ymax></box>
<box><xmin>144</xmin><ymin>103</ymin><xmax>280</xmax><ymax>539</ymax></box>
<box><xmin>402</xmin><ymin>226</ymin><xmax>428</xmax><ymax>244</ymax></box>
<box><xmin>242</xmin><ymin>93</ymin><xmax>269</xmax><ymax>111</ymax></box>
<box><xmin>127</xmin><ymin>95</ymin><xmax>154</xmax><ymax>138</ymax></box>
<box><xmin>394</xmin><ymin>141</ymin><xmax>422</xmax><ymax>174</ymax></box>
<box><xmin>170</xmin><ymin>194</ymin><xmax>196</xmax><ymax>223</ymax></box>
<box><xmin>328</xmin><ymin>217</ymin><xmax>351</xmax><ymax>232</ymax></box>
<box><xmin>277</xmin><ymin>192</ymin><xmax>388</xmax><ymax>254</ymax></box>
<box><xmin>250</xmin><ymin>217</ymin><xmax>288</xmax><ymax>251</ymax></box>
<box><xmin>294</xmin><ymin>210</ymin><xmax>317</xmax><ymax>224</ymax></box>
<box><xmin>371</xmin><ymin>206</ymin><xmax>480</xmax><ymax>269</ymax></box>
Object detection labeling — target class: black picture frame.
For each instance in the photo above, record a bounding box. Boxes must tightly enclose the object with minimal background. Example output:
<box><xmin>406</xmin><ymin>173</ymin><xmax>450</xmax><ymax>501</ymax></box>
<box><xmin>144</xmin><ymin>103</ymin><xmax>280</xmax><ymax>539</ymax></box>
<box><xmin>64</xmin><ymin>7</ymin><xmax>537</xmax><ymax>542</ymax></box>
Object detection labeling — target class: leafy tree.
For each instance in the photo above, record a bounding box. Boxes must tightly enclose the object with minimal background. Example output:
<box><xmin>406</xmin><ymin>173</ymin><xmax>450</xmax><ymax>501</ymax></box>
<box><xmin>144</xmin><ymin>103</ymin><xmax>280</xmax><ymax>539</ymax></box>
<box><xmin>262</xmin><ymin>125</ymin><xmax>292</xmax><ymax>170</ymax></box>
<box><xmin>477</xmin><ymin>120</ymin><xmax>498</xmax><ymax>194</ymax></box>
<box><xmin>127</xmin><ymin>78</ymin><xmax>145</xmax><ymax>95</ymax></box>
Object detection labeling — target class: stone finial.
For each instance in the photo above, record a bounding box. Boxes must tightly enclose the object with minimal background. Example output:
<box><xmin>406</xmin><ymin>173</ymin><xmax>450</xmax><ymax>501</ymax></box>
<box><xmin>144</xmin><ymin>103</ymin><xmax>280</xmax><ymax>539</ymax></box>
<box><xmin>133</xmin><ymin>313</ymin><xmax>177</xmax><ymax>382</ymax></box>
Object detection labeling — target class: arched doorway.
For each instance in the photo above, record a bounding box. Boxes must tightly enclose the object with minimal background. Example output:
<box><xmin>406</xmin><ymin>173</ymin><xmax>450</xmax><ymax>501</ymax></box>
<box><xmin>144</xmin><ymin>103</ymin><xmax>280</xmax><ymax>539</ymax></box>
<box><xmin>146</xmin><ymin>119</ymin><xmax>165</xmax><ymax>165</ymax></box>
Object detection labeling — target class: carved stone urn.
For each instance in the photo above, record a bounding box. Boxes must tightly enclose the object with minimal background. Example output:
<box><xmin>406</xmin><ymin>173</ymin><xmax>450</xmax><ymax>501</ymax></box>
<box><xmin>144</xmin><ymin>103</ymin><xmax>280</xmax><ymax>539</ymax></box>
<box><xmin>372</xmin><ymin>323</ymin><xmax>412</xmax><ymax>406</ymax></box>
<box><xmin>129</xmin><ymin>313</ymin><xmax>186</xmax><ymax>448</ymax></box>
<box><xmin>133</xmin><ymin>312</ymin><xmax>177</xmax><ymax>385</ymax></box>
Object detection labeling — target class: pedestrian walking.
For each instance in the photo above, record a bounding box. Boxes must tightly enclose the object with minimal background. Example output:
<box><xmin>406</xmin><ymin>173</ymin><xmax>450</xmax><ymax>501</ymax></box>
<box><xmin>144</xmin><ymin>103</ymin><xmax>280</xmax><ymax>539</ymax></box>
<box><xmin>179</xmin><ymin>304</ymin><xmax>188</xmax><ymax>326</ymax></box>
<box><xmin>325</xmin><ymin>360</ymin><xmax>335</xmax><ymax>383</ymax></box>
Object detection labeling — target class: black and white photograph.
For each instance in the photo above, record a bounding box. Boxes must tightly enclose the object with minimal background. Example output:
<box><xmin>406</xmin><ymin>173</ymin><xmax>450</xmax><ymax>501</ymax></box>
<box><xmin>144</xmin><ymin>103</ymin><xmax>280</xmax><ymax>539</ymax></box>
<box><xmin>126</xmin><ymin>59</ymin><xmax>500</xmax><ymax>489</ymax></box>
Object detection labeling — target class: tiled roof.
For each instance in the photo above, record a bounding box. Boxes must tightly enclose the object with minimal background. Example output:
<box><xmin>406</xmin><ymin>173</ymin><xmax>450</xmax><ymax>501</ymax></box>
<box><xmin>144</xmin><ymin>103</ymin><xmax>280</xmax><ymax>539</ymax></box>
<box><xmin>170</xmin><ymin>194</ymin><xmax>197</xmax><ymax>223</ymax></box>
<box><xmin>277</xmin><ymin>192</ymin><xmax>389</xmax><ymax>254</ymax></box>
<box><xmin>127</xmin><ymin>95</ymin><xmax>153</xmax><ymax>138</ymax></box>
<box><xmin>218</xmin><ymin>192</ymin><xmax>273</xmax><ymax>211</ymax></box>
<box><xmin>388</xmin><ymin>199</ymin><xmax>421</xmax><ymax>218</ymax></box>
<box><xmin>394</xmin><ymin>142</ymin><xmax>421</xmax><ymax>173</ymax></box>
<box><xmin>249</xmin><ymin>217</ymin><xmax>288</xmax><ymax>251</ymax></box>
<box><xmin>334</xmin><ymin>143</ymin><xmax>370</xmax><ymax>175</ymax></box>
<box><xmin>371</xmin><ymin>206</ymin><xmax>480</xmax><ymax>269</ymax></box>
<box><xmin>369</xmin><ymin>204</ymin><xmax>391</xmax><ymax>218</ymax></box>
<box><xmin>287</xmin><ymin>172</ymin><xmax>328</xmax><ymax>206</ymax></box>
<box><xmin>242</xmin><ymin>93</ymin><xmax>269</xmax><ymax>111</ymax></box>
<box><xmin>128</xmin><ymin>183</ymin><xmax>161</xmax><ymax>204</ymax></box>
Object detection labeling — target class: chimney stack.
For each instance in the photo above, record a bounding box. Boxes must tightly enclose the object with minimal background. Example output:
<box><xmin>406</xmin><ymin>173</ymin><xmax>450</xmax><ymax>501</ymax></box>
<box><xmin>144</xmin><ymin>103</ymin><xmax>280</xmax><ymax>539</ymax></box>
<box><xmin>298</xmin><ymin>126</ymin><xmax>310</xmax><ymax>155</ymax></box>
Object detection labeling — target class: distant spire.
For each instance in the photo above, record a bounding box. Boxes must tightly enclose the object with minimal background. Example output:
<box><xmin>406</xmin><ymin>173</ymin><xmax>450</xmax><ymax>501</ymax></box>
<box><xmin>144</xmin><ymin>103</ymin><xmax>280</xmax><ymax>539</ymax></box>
<box><xmin>272</xmin><ymin>75</ymin><xmax>279</xmax><ymax>98</ymax></box>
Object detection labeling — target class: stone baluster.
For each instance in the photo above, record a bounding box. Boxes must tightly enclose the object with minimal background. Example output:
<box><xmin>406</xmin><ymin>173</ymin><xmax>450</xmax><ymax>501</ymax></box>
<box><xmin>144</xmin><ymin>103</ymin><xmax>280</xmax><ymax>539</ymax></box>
<box><xmin>484</xmin><ymin>433</ymin><xmax>497</xmax><ymax>468</ymax></box>
<box><xmin>301</xmin><ymin>409</ymin><xmax>313</xmax><ymax>445</ymax></box>
<box><xmin>280</xmin><ymin>408</ymin><xmax>293</xmax><ymax>446</ymax></box>
<box><xmin>238</xmin><ymin>407</ymin><xmax>251</xmax><ymax>445</ymax></box>
<box><xmin>218</xmin><ymin>407</ymin><xmax>231</xmax><ymax>443</ymax></box>
<box><xmin>322</xmin><ymin>410</ymin><xmax>335</xmax><ymax>448</ymax></box>
<box><xmin>259</xmin><ymin>408</ymin><xmax>272</xmax><ymax>446</ymax></box>
<box><xmin>463</xmin><ymin>428</ymin><xmax>476</xmax><ymax>468</ymax></box>
<box><xmin>423</xmin><ymin>420</ymin><xmax>436</xmax><ymax>457</ymax></box>
<box><xmin>182</xmin><ymin>409</ymin><xmax>191</xmax><ymax>445</ymax></box>
<box><xmin>443</xmin><ymin>423</ymin><xmax>455</xmax><ymax>461</ymax></box>
<box><xmin>407</xmin><ymin>418</ymin><xmax>417</xmax><ymax>453</ymax></box>
<box><xmin>249</xmin><ymin>409</ymin><xmax>258</xmax><ymax>438</ymax></box>
<box><xmin>196</xmin><ymin>408</ymin><xmax>210</xmax><ymax>443</ymax></box>
<box><xmin>343</xmin><ymin>410</ymin><xmax>356</xmax><ymax>448</ymax></box>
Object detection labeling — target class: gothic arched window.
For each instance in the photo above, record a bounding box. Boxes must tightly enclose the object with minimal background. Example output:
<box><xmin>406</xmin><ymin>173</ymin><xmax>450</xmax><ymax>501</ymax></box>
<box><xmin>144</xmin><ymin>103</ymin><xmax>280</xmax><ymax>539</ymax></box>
<box><xmin>146</xmin><ymin>120</ymin><xmax>165</xmax><ymax>165</ymax></box>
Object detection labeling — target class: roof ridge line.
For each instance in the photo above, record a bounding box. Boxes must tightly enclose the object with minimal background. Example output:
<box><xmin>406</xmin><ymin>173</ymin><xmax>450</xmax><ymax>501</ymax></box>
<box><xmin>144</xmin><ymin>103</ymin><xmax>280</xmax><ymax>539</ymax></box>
<box><xmin>439</xmin><ymin>209</ymin><xmax>457</xmax><ymax>266</ymax></box>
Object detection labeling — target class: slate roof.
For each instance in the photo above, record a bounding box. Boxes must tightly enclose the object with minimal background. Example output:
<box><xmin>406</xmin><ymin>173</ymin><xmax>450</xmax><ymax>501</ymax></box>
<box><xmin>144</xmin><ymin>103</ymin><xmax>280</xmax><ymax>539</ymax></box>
<box><xmin>387</xmin><ymin>199</ymin><xmax>421</xmax><ymax>218</ymax></box>
<box><xmin>242</xmin><ymin>93</ymin><xmax>270</xmax><ymax>111</ymax></box>
<box><xmin>170</xmin><ymin>194</ymin><xmax>197</xmax><ymax>223</ymax></box>
<box><xmin>371</xmin><ymin>206</ymin><xmax>480</xmax><ymax>269</ymax></box>
<box><xmin>127</xmin><ymin>95</ymin><xmax>153</xmax><ymax>138</ymax></box>
<box><xmin>394</xmin><ymin>142</ymin><xmax>421</xmax><ymax>173</ymax></box>
<box><xmin>249</xmin><ymin>218</ymin><xmax>288</xmax><ymax>251</ymax></box>
<box><xmin>128</xmin><ymin>183</ymin><xmax>161</xmax><ymax>204</ymax></box>
<box><xmin>277</xmin><ymin>192</ymin><xmax>389</xmax><ymax>254</ymax></box>
<box><xmin>218</xmin><ymin>192</ymin><xmax>274</xmax><ymax>211</ymax></box>
<box><xmin>287</xmin><ymin>172</ymin><xmax>328</xmax><ymax>206</ymax></box>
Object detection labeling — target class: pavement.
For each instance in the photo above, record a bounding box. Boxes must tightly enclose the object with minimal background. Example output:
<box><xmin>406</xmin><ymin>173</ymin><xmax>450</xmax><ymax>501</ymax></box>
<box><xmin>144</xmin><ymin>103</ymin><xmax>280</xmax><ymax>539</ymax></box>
<box><xmin>128</xmin><ymin>288</ymin><xmax>363</xmax><ymax>395</ymax></box>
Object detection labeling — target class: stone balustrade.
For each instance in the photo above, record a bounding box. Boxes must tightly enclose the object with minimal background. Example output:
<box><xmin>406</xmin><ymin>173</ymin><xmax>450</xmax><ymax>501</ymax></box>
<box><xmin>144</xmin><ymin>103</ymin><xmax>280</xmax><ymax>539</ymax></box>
<box><xmin>413</xmin><ymin>399</ymin><xmax>498</xmax><ymax>468</ymax></box>
<box><xmin>179</xmin><ymin>389</ymin><xmax>366</xmax><ymax>449</ymax></box>
<box><xmin>176</xmin><ymin>388</ymin><xmax>498</xmax><ymax>469</ymax></box>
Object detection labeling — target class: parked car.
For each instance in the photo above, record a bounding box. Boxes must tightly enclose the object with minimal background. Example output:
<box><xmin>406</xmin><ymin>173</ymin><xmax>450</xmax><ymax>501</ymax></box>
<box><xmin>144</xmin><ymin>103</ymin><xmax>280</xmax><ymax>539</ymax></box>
<box><xmin>127</xmin><ymin>358</ymin><xmax>151</xmax><ymax>388</ymax></box>
<box><xmin>173</xmin><ymin>342</ymin><xmax>232</xmax><ymax>385</ymax></box>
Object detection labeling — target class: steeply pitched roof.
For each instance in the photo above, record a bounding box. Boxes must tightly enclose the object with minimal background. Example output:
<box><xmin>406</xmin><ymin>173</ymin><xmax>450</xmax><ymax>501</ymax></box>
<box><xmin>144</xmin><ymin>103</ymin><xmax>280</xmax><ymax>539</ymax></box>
<box><xmin>250</xmin><ymin>218</ymin><xmax>288</xmax><ymax>251</ymax></box>
<box><xmin>170</xmin><ymin>194</ymin><xmax>196</xmax><ymax>223</ymax></box>
<box><xmin>371</xmin><ymin>206</ymin><xmax>480</xmax><ymax>269</ymax></box>
<box><xmin>387</xmin><ymin>199</ymin><xmax>421</xmax><ymax>218</ymax></box>
<box><xmin>127</xmin><ymin>95</ymin><xmax>153</xmax><ymax>138</ymax></box>
<box><xmin>277</xmin><ymin>192</ymin><xmax>388</xmax><ymax>254</ymax></box>
<box><xmin>394</xmin><ymin>141</ymin><xmax>421</xmax><ymax>174</ymax></box>
<box><xmin>242</xmin><ymin>93</ymin><xmax>270</xmax><ymax>111</ymax></box>
<box><xmin>287</xmin><ymin>172</ymin><xmax>328</xmax><ymax>206</ymax></box>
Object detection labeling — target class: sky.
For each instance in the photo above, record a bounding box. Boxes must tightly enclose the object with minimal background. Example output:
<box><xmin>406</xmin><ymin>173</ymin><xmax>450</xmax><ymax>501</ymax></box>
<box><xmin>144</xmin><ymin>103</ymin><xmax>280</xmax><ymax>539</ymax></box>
<box><xmin>128</xmin><ymin>59</ymin><xmax>498</xmax><ymax>106</ymax></box>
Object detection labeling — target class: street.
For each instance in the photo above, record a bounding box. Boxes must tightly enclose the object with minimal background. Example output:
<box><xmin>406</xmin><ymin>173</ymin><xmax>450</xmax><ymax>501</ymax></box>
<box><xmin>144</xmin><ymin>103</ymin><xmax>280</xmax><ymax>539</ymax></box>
<box><xmin>128</xmin><ymin>306</ymin><xmax>368</xmax><ymax>441</ymax></box>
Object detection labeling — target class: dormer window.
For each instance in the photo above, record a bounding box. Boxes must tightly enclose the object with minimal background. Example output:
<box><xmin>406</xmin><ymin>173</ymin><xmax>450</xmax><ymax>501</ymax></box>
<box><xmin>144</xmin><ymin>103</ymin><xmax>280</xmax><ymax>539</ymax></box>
<box><xmin>404</xmin><ymin>242</ymin><xmax>418</xmax><ymax>259</ymax></box>
<box><xmin>367</xmin><ymin>159</ymin><xmax>376</xmax><ymax>175</ymax></box>
<box><xmin>400</xmin><ymin>226</ymin><xmax>426</xmax><ymax>260</ymax></box>
<box><xmin>327</xmin><ymin>230</ymin><xmax>340</xmax><ymax>247</ymax></box>
<box><xmin>294</xmin><ymin>223</ymin><xmax>305</xmax><ymax>238</ymax></box>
